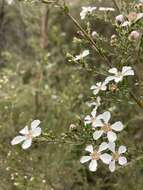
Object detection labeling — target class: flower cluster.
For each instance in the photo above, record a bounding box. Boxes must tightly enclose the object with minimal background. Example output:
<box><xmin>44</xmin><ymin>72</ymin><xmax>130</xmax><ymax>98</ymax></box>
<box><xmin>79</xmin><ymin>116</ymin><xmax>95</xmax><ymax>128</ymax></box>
<box><xmin>80</xmin><ymin>142</ymin><xmax>127</xmax><ymax>172</ymax></box>
<box><xmin>80</xmin><ymin>65</ymin><xmax>134</xmax><ymax>172</ymax></box>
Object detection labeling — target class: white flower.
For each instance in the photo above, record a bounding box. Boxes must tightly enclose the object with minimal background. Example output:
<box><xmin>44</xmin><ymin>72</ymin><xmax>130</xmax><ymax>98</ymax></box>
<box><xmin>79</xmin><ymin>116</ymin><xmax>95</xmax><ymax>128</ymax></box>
<box><xmin>11</xmin><ymin>120</ymin><xmax>42</xmax><ymax>150</ymax></box>
<box><xmin>80</xmin><ymin>143</ymin><xmax>112</xmax><ymax>172</ymax></box>
<box><xmin>84</xmin><ymin>109</ymin><xmax>102</xmax><ymax>128</ymax></box>
<box><xmin>80</xmin><ymin>6</ymin><xmax>97</xmax><ymax>20</ymax></box>
<box><xmin>74</xmin><ymin>50</ymin><xmax>89</xmax><ymax>61</ymax></box>
<box><xmin>93</xmin><ymin>111</ymin><xmax>124</xmax><ymax>142</ymax></box>
<box><xmin>105</xmin><ymin>66</ymin><xmax>134</xmax><ymax>84</ymax></box>
<box><xmin>108</xmin><ymin>142</ymin><xmax>127</xmax><ymax>172</ymax></box>
<box><xmin>91</xmin><ymin>82</ymin><xmax>107</xmax><ymax>95</ymax></box>
<box><xmin>99</xmin><ymin>7</ymin><xmax>115</xmax><ymax>11</ymax></box>
<box><xmin>86</xmin><ymin>96</ymin><xmax>101</xmax><ymax>110</ymax></box>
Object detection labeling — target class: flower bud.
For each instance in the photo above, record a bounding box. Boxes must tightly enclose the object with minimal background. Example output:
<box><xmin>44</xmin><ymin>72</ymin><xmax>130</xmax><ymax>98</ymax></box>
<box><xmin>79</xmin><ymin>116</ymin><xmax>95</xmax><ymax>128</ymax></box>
<box><xmin>128</xmin><ymin>31</ymin><xmax>140</xmax><ymax>42</ymax></box>
<box><xmin>92</xmin><ymin>31</ymin><xmax>98</xmax><ymax>38</ymax></box>
<box><xmin>109</xmin><ymin>83</ymin><xmax>118</xmax><ymax>92</ymax></box>
<box><xmin>110</xmin><ymin>34</ymin><xmax>117</xmax><ymax>46</ymax></box>
<box><xmin>115</xmin><ymin>14</ymin><xmax>125</xmax><ymax>24</ymax></box>
<box><xmin>134</xmin><ymin>3</ymin><xmax>143</xmax><ymax>10</ymax></box>
<box><xmin>69</xmin><ymin>124</ymin><xmax>77</xmax><ymax>131</ymax></box>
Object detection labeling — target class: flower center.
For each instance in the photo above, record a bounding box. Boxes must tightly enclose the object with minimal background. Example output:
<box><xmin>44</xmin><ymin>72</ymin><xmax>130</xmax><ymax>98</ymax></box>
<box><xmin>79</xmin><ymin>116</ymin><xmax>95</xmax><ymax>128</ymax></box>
<box><xmin>92</xmin><ymin>117</ymin><xmax>96</xmax><ymax>124</ymax></box>
<box><xmin>101</xmin><ymin>123</ymin><xmax>112</xmax><ymax>132</ymax></box>
<box><xmin>91</xmin><ymin>151</ymin><xmax>100</xmax><ymax>160</ymax></box>
<box><xmin>116</xmin><ymin>71</ymin><xmax>123</xmax><ymax>78</ymax></box>
<box><xmin>112</xmin><ymin>152</ymin><xmax>119</xmax><ymax>161</ymax></box>
<box><xmin>26</xmin><ymin>131</ymin><xmax>33</xmax><ymax>139</ymax></box>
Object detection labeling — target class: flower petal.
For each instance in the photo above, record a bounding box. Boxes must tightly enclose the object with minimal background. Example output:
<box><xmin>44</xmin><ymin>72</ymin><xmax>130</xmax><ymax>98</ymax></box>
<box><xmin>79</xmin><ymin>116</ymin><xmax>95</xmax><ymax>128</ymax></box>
<box><xmin>98</xmin><ymin>142</ymin><xmax>108</xmax><ymax>152</ymax></box>
<box><xmin>108</xmin><ymin>142</ymin><xmax>115</xmax><ymax>152</ymax></box>
<box><xmin>92</xmin><ymin>119</ymin><xmax>103</xmax><ymax>128</ymax></box>
<box><xmin>105</xmin><ymin>76</ymin><xmax>116</xmax><ymax>84</ymax></box>
<box><xmin>32</xmin><ymin>127</ymin><xmax>42</xmax><ymax>137</ymax></box>
<box><xmin>108</xmin><ymin>68</ymin><xmax>118</xmax><ymax>74</ymax></box>
<box><xmin>19</xmin><ymin>126</ymin><xmax>29</xmax><ymax>135</ymax></box>
<box><xmin>107</xmin><ymin>131</ymin><xmax>117</xmax><ymax>142</ymax></box>
<box><xmin>90</xmin><ymin>85</ymin><xmax>96</xmax><ymax>90</ymax></box>
<box><xmin>11</xmin><ymin>136</ymin><xmax>26</xmax><ymax>145</ymax></box>
<box><xmin>100</xmin><ymin>153</ymin><xmax>112</xmax><ymax>164</ymax></box>
<box><xmin>101</xmin><ymin>83</ymin><xmax>107</xmax><ymax>91</ymax></box>
<box><xmin>109</xmin><ymin>160</ymin><xmax>116</xmax><ymax>172</ymax></box>
<box><xmin>89</xmin><ymin>160</ymin><xmax>97</xmax><ymax>172</ymax></box>
<box><xmin>22</xmin><ymin>138</ymin><xmax>32</xmax><ymax>149</ymax></box>
<box><xmin>123</xmin><ymin>70</ymin><xmax>134</xmax><ymax>76</ymax></box>
<box><xmin>84</xmin><ymin>115</ymin><xmax>91</xmax><ymax>125</ymax></box>
<box><xmin>118</xmin><ymin>145</ymin><xmax>127</xmax><ymax>154</ymax></box>
<box><xmin>93</xmin><ymin>89</ymin><xmax>100</xmax><ymax>95</ymax></box>
<box><xmin>118</xmin><ymin>156</ymin><xmax>127</xmax><ymax>165</ymax></box>
<box><xmin>122</xmin><ymin>66</ymin><xmax>132</xmax><ymax>73</ymax></box>
<box><xmin>82</xmin><ymin>50</ymin><xmax>89</xmax><ymax>57</ymax></box>
<box><xmin>80</xmin><ymin>156</ymin><xmax>91</xmax><ymax>163</ymax></box>
<box><xmin>111</xmin><ymin>121</ymin><xmax>124</xmax><ymax>131</ymax></box>
<box><xmin>91</xmin><ymin>109</ymin><xmax>97</xmax><ymax>118</ymax></box>
<box><xmin>93</xmin><ymin>130</ymin><xmax>103</xmax><ymax>140</ymax></box>
<box><xmin>31</xmin><ymin>120</ymin><xmax>40</xmax><ymax>130</ymax></box>
<box><xmin>100</xmin><ymin>111</ymin><xmax>111</xmax><ymax>123</ymax></box>
<box><xmin>85</xmin><ymin>145</ymin><xmax>93</xmax><ymax>153</ymax></box>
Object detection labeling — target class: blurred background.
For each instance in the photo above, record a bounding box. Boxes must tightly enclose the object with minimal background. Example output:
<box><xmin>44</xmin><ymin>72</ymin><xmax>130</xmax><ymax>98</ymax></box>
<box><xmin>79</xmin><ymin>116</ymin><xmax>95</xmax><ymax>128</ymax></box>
<box><xmin>0</xmin><ymin>0</ymin><xmax>143</xmax><ymax>189</ymax></box>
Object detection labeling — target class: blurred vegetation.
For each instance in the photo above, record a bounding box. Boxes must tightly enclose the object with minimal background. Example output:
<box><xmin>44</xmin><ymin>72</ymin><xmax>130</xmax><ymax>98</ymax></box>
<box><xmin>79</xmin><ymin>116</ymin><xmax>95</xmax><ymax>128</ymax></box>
<box><xmin>0</xmin><ymin>0</ymin><xmax>143</xmax><ymax>190</ymax></box>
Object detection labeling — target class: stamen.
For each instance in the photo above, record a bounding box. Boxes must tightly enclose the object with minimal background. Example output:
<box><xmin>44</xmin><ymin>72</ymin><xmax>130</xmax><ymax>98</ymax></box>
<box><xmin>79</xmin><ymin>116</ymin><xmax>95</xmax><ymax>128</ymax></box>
<box><xmin>91</xmin><ymin>151</ymin><xmax>100</xmax><ymax>160</ymax></box>
<box><xmin>101</xmin><ymin>123</ymin><xmax>112</xmax><ymax>132</ymax></box>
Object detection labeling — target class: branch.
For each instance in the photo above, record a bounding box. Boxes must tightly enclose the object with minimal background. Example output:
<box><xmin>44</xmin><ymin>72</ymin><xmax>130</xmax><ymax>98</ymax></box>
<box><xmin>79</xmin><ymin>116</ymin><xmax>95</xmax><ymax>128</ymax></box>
<box><xmin>112</xmin><ymin>0</ymin><xmax>121</xmax><ymax>14</ymax></box>
<box><xmin>130</xmin><ymin>92</ymin><xmax>143</xmax><ymax>110</ymax></box>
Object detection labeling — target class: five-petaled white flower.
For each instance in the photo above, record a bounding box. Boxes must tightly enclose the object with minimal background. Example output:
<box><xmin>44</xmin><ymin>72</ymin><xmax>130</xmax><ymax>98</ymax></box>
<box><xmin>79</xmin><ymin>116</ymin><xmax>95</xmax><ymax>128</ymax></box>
<box><xmin>93</xmin><ymin>111</ymin><xmax>124</xmax><ymax>142</ymax></box>
<box><xmin>105</xmin><ymin>66</ymin><xmax>134</xmax><ymax>84</ymax></box>
<box><xmin>86</xmin><ymin>96</ymin><xmax>101</xmax><ymax>110</ymax></box>
<box><xmin>91</xmin><ymin>82</ymin><xmax>107</xmax><ymax>95</ymax></box>
<box><xmin>108</xmin><ymin>142</ymin><xmax>127</xmax><ymax>172</ymax></box>
<box><xmin>80</xmin><ymin>6</ymin><xmax>97</xmax><ymax>20</ymax></box>
<box><xmin>11</xmin><ymin>120</ymin><xmax>42</xmax><ymax>150</ymax></box>
<box><xmin>84</xmin><ymin>109</ymin><xmax>102</xmax><ymax>128</ymax></box>
<box><xmin>74</xmin><ymin>50</ymin><xmax>89</xmax><ymax>61</ymax></box>
<box><xmin>80</xmin><ymin>143</ymin><xmax>112</xmax><ymax>172</ymax></box>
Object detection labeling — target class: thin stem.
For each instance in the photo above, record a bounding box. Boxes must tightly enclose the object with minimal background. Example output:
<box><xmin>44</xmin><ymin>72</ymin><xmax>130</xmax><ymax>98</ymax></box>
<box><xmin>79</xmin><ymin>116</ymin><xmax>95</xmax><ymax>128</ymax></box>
<box><xmin>130</xmin><ymin>92</ymin><xmax>143</xmax><ymax>110</ymax></box>
<box><xmin>37</xmin><ymin>137</ymin><xmax>86</xmax><ymax>146</ymax></box>
<box><xmin>41</xmin><ymin>0</ymin><xmax>111</xmax><ymax>67</ymax></box>
<box><xmin>112</xmin><ymin>0</ymin><xmax>121</xmax><ymax>13</ymax></box>
<box><xmin>63</xmin><ymin>11</ymin><xmax>111</xmax><ymax>67</ymax></box>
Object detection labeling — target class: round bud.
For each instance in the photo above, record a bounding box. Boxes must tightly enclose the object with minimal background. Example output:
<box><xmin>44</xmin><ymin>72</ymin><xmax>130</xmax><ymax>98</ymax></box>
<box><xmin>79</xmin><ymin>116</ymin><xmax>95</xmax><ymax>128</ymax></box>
<box><xmin>128</xmin><ymin>31</ymin><xmax>140</xmax><ymax>42</ymax></box>
<box><xmin>69</xmin><ymin>124</ymin><xmax>77</xmax><ymax>131</ymax></box>
<box><xmin>115</xmin><ymin>14</ymin><xmax>125</xmax><ymax>24</ymax></box>
<box><xmin>110</xmin><ymin>34</ymin><xmax>117</xmax><ymax>46</ymax></box>
<box><xmin>92</xmin><ymin>31</ymin><xmax>98</xmax><ymax>38</ymax></box>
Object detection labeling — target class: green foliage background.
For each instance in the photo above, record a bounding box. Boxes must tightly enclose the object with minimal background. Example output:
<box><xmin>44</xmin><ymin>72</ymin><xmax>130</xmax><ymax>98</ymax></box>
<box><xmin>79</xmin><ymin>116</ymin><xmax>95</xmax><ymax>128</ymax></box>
<box><xmin>0</xmin><ymin>0</ymin><xmax>143</xmax><ymax>189</ymax></box>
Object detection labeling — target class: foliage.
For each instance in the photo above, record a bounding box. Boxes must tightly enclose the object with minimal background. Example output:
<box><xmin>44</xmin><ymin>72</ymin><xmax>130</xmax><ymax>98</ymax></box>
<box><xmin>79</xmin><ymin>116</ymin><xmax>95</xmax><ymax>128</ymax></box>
<box><xmin>0</xmin><ymin>0</ymin><xmax>143</xmax><ymax>189</ymax></box>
